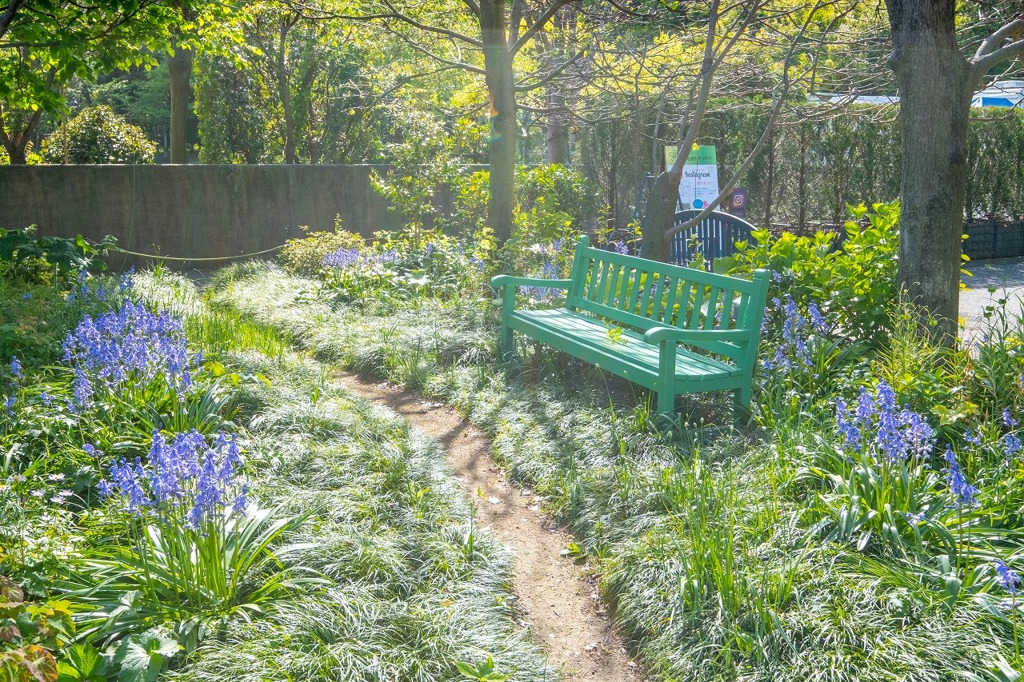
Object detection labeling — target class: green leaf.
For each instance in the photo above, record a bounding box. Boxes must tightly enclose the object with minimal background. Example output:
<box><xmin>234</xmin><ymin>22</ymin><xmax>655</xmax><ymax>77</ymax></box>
<box><xmin>56</xmin><ymin>644</ymin><xmax>109</xmax><ymax>682</ymax></box>
<box><xmin>113</xmin><ymin>632</ymin><xmax>179</xmax><ymax>682</ymax></box>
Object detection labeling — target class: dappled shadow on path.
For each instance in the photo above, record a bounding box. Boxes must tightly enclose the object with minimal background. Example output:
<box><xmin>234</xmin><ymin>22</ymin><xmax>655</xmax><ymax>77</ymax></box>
<box><xmin>333</xmin><ymin>370</ymin><xmax>646</xmax><ymax>682</ymax></box>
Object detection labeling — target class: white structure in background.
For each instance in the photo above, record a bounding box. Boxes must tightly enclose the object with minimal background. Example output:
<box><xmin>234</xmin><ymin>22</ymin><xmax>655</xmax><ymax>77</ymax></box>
<box><xmin>809</xmin><ymin>80</ymin><xmax>1024</xmax><ymax>109</ymax></box>
<box><xmin>970</xmin><ymin>80</ymin><xmax>1024</xmax><ymax>108</ymax></box>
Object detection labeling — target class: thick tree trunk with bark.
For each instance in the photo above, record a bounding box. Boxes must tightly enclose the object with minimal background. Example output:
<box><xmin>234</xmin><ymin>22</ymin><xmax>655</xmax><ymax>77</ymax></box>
<box><xmin>276</xmin><ymin>21</ymin><xmax>296</xmax><ymax>164</ymax></box>
<box><xmin>168</xmin><ymin>44</ymin><xmax>193</xmax><ymax>164</ymax></box>
<box><xmin>480</xmin><ymin>0</ymin><xmax>517</xmax><ymax>243</ymax></box>
<box><xmin>0</xmin><ymin>107</ymin><xmax>43</xmax><ymax>164</ymax></box>
<box><xmin>545</xmin><ymin>90</ymin><xmax>567</xmax><ymax>165</ymax></box>
<box><xmin>886</xmin><ymin>0</ymin><xmax>969</xmax><ymax>341</ymax></box>
<box><xmin>638</xmin><ymin>169</ymin><xmax>681</xmax><ymax>262</ymax></box>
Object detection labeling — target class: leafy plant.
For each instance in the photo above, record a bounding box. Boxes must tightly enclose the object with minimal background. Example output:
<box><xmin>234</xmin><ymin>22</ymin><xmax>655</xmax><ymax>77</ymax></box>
<box><xmin>727</xmin><ymin>201</ymin><xmax>899</xmax><ymax>346</ymax></box>
<box><xmin>64</xmin><ymin>431</ymin><xmax>312</xmax><ymax>651</ymax></box>
<box><xmin>0</xmin><ymin>227</ymin><xmax>117</xmax><ymax>283</ymax></box>
<box><xmin>0</xmin><ymin>576</ymin><xmax>74</xmax><ymax>682</ymax></box>
<box><xmin>280</xmin><ymin>223</ymin><xmax>366</xmax><ymax>276</ymax></box>
<box><xmin>455</xmin><ymin>656</ymin><xmax>511</xmax><ymax>681</ymax></box>
<box><xmin>41</xmin><ymin>106</ymin><xmax>157</xmax><ymax>164</ymax></box>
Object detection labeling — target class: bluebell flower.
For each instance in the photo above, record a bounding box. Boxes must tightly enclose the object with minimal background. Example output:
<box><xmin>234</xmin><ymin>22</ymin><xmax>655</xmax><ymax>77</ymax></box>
<box><xmin>323</xmin><ymin>247</ymin><xmax>361</xmax><ymax>269</ymax></box>
<box><xmin>102</xmin><ymin>429</ymin><xmax>245</xmax><ymax>528</ymax></box>
<box><xmin>836</xmin><ymin>398</ymin><xmax>862</xmax><ymax>449</ymax></box>
<box><xmin>944</xmin><ymin>445</ymin><xmax>979</xmax><ymax>508</ymax></box>
<box><xmin>119</xmin><ymin>269</ymin><xmax>135</xmax><ymax>292</ymax></box>
<box><xmin>1005</xmin><ymin>433</ymin><xmax>1021</xmax><ymax>458</ymax></box>
<box><xmin>995</xmin><ymin>560</ymin><xmax>1020</xmax><ymax>595</ymax></box>
<box><xmin>9</xmin><ymin>356</ymin><xmax>22</xmax><ymax>381</ymax></box>
<box><xmin>63</xmin><ymin>301</ymin><xmax>195</xmax><ymax>404</ymax></box>
<box><xmin>21</xmin><ymin>293</ymin><xmax>30</xmax><ymax>300</ymax></box>
<box><xmin>835</xmin><ymin>381</ymin><xmax>934</xmax><ymax>462</ymax></box>
<box><xmin>903</xmin><ymin>510</ymin><xmax>926</xmax><ymax>524</ymax></box>
<box><xmin>40</xmin><ymin>392</ymin><xmax>52</xmax><ymax>407</ymax></box>
<box><xmin>964</xmin><ymin>430</ymin><xmax>981</xmax><ymax>445</ymax></box>
<box><xmin>807</xmin><ymin>303</ymin><xmax>827</xmax><ymax>335</ymax></box>
<box><xmin>1004</xmin><ymin>408</ymin><xmax>1019</xmax><ymax>429</ymax></box>
<box><xmin>3</xmin><ymin>395</ymin><xmax>14</xmax><ymax>413</ymax></box>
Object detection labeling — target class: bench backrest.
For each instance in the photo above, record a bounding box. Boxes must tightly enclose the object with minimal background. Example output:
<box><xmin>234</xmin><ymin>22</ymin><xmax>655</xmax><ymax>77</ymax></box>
<box><xmin>668</xmin><ymin>209</ymin><xmax>756</xmax><ymax>271</ymax></box>
<box><xmin>566</xmin><ymin>236</ymin><xmax>769</xmax><ymax>363</ymax></box>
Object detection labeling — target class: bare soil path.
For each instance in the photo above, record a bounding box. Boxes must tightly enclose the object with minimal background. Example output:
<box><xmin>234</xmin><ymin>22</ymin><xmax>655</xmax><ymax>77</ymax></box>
<box><xmin>334</xmin><ymin>372</ymin><xmax>645</xmax><ymax>682</ymax></box>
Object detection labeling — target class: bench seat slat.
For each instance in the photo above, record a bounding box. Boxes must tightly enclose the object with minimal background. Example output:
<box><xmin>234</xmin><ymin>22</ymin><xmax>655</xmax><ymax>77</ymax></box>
<box><xmin>510</xmin><ymin>309</ymin><xmax>743</xmax><ymax>385</ymax></box>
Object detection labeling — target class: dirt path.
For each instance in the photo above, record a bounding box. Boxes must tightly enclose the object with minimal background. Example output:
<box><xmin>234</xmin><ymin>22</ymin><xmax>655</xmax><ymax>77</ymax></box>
<box><xmin>335</xmin><ymin>372</ymin><xmax>645</xmax><ymax>682</ymax></box>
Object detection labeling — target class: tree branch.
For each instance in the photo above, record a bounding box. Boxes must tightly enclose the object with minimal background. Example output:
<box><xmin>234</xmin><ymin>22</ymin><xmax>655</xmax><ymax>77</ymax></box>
<box><xmin>514</xmin><ymin>46</ymin><xmax>585</xmax><ymax>92</ymax></box>
<box><xmin>665</xmin><ymin>1</ymin><xmax>825</xmax><ymax>238</ymax></box>
<box><xmin>384</xmin><ymin>24</ymin><xmax>487</xmax><ymax>75</ymax></box>
<box><xmin>667</xmin><ymin>0</ymin><xmax>720</xmax><ymax>177</ymax></box>
<box><xmin>509</xmin><ymin>0</ymin><xmax>525</xmax><ymax>47</ymax></box>
<box><xmin>510</xmin><ymin>0</ymin><xmax>574</xmax><ymax>56</ymax></box>
<box><xmin>379</xmin><ymin>0</ymin><xmax>481</xmax><ymax>47</ymax></box>
<box><xmin>971</xmin><ymin>17</ymin><xmax>1024</xmax><ymax>82</ymax></box>
<box><xmin>462</xmin><ymin>0</ymin><xmax>479</xmax><ymax>17</ymax></box>
<box><xmin>0</xmin><ymin>0</ymin><xmax>28</xmax><ymax>42</ymax></box>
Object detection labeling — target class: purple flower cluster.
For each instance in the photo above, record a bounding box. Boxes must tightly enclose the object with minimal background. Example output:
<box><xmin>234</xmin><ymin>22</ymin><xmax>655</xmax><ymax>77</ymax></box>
<box><xmin>99</xmin><ymin>430</ymin><xmax>246</xmax><ymax>529</ymax></box>
<box><xmin>519</xmin><ymin>241</ymin><xmax>569</xmax><ymax>303</ymax></box>
<box><xmin>62</xmin><ymin>302</ymin><xmax>195</xmax><ymax>410</ymax></box>
<box><xmin>322</xmin><ymin>247</ymin><xmax>398</xmax><ymax>270</ymax></box>
<box><xmin>763</xmin><ymin>295</ymin><xmax>829</xmax><ymax>373</ymax></box>
<box><xmin>943</xmin><ymin>444</ymin><xmax>979</xmax><ymax>508</ymax></box>
<box><xmin>322</xmin><ymin>247</ymin><xmax>360</xmax><ymax>269</ymax></box>
<box><xmin>836</xmin><ymin>381</ymin><xmax>935</xmax><ymax>463</ymax></box>
<box><xmin>995</xmin><ymin>559</ymin><xmax>1020</xmax><ymax>595</ymax></box>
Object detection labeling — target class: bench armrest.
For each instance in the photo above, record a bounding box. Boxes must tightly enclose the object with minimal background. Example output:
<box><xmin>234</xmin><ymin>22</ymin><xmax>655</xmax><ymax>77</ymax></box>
<box><xmin>642</xmin><ymin>326</ymin><xmax>753</xmax><ymax>345</ymax></box>
<box><xmin>490</xmin><ymin>275</ymin><xmax>574</xmax><ymax>291</ymax></box>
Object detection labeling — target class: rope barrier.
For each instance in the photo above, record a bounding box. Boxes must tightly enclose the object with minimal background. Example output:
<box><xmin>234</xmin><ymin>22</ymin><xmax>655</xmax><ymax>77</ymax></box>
<box><xmin>114</xmin><ymin>244</ymin><xmax>287</xmax><ymax>262</ymax></box>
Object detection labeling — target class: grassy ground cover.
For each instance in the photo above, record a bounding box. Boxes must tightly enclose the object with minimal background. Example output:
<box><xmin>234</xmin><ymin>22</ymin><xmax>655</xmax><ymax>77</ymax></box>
<box><xmin>0</xmin><ymin>246</ymin><xmax>552</xmax><ymax>680</ymax></box>
<box><xmin>205</xmin><ymin>212</ymin><xmax>1024</xmax><ymax>682</ymax></box>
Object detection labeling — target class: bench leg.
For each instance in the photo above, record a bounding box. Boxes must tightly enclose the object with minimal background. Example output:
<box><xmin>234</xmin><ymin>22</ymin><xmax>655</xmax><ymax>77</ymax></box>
<box><xmin>657</xmin><ymin>389</ymin><xmax>676</xmax><ymax>415</ymax></box>
<box><xmin>500</xmin><ymin>325</ymin><xmax>514</xmax><ymax>360</ymax></box>
<box><xmin>733</xmin><ymin>385</ymin><xmax>752</xmax><ymax>426</ymax></box>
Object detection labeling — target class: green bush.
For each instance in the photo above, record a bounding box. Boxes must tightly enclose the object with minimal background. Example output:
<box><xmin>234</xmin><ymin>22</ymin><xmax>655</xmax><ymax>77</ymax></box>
<box><xmin>41</xmin><ymin>106</ymin><xmax>157</xmax><ymax>164</ymax></box>
<box><xmin>0</xmin><ymin>226</ymin><xmax>116</xmax><ymax>284</ymax></box>
<box><xmin>727</xmin><ymin>201</ymin><xmax>899</xmax><ymax>346</ymax></box>
<box><xmin>280</xmin><ymin>224</ymin><xmax>366</xmax><ymax>276</ymax></box>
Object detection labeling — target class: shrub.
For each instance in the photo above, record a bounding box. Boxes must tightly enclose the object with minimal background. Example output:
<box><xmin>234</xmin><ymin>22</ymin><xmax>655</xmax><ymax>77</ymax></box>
<box><xmin>0</xmin><ymin>226</ymin><xmax>116</xmax><ymax>284</ymax></box>
<box><xmin>41</xmin><ymin>106</ymin><xmax>157</xmax><ymax>164</ymax></box>
<box><xmin>280</xmin><ymin>224</ymin><xmax>365</xmax><ymax>276</ymax></box>
<box><xmin>319</xmin><ymin>228</ymin><xmax>493</xmax><ymax>303</ymax></box>
<box><xmin>727</xmin><ymin>201</ymin><xmax>899</xmax><ymax>346</ymax></box>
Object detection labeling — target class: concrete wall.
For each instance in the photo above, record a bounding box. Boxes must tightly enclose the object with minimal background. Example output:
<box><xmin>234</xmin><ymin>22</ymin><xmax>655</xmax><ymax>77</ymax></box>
<box><xmin>0</xmin><ymin>165</ymin><xmax>408</xmax><ymax>266</ymax></box>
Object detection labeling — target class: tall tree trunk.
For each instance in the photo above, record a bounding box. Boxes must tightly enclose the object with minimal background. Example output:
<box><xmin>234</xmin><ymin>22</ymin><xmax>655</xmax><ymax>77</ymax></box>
<box><xmin>545</xmin><ymin>89</ymin><xmax>567</xmax><ymax>164</ymax></box>
<box><xmin>0</xmin><ymin>106</ymin><xmax>44</xmax><ymax>165</ymax></box>
<box><xmin>543</xmin><ymin>8</ymin><xmax>568</xmax><ymax>165</ymax></box>
<box><xmin>168</xmin><ymin>44</ymin><xmax>193</xmax><ymax>164</ymax></box>
<box><xmin>277</xmin><ymin>21</ymin><xmax>296</xmax><ymax>164</ymax></box>
<box><xmin>639</xmin><ymin>169</ymin><xmax>680</xmax><ymax>262</ymax></box>
<box><xmin>886</xmin><ymin>0</ymin><xmax>968</xmax><ymax>342</ymax></box>
<box><xmin>480</xmin><ymin>0</ymin><xmax>517</xmax><ymax>243</ymax></box>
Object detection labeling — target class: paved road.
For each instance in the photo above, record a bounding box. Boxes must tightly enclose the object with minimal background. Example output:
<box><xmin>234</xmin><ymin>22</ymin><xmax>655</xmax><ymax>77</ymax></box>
<box><xmin>961</xmin><ymin>257</ymin><xmax>1024</xmax><ymax>340</ymax></box>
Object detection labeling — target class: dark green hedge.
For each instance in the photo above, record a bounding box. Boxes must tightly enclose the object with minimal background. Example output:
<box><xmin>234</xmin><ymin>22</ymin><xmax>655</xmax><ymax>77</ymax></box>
<box><xmin>698</xmin><ymin>105</ymin><xmax>1024</xmax><ymax>228</ymax></box>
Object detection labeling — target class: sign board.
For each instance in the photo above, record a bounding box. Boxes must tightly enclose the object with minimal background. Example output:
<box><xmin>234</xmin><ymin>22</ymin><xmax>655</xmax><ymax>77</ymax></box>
<box><xmin>727</xmin><ymin>188</ymin><xmax>748</xmax><ymax>219</ymax></box>
<box><xmin>665</xmin><ymin>145</ymin><xmax>720</xmax><ymax>210</ymax></box>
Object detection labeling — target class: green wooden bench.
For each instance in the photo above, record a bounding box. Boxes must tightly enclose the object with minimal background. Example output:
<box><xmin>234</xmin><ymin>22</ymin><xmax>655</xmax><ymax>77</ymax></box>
<box><xmin>491</xmin><ymin>236</ymin><xmax>770</xmax><ymax>421</ymax></box>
